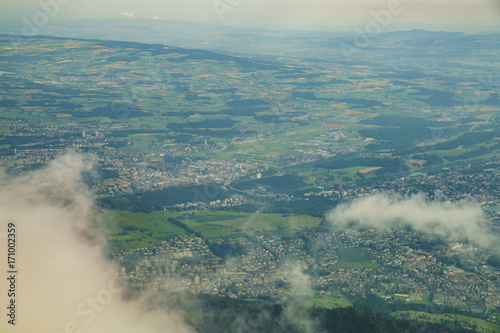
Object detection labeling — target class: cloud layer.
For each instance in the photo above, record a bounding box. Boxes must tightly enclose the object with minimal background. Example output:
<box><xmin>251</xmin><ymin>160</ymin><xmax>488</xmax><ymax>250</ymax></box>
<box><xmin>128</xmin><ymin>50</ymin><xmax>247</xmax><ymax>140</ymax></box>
<box><xmin>0</xmin><ymin>154</ymin><xmax>193</xmax><ymax>333</ymax></box>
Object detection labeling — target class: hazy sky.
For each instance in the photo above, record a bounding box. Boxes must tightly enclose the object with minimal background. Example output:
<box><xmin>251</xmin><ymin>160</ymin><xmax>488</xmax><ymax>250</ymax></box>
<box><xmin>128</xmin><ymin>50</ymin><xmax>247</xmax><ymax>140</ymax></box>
<box><xmin>1</xmin><ymin>0</ymin><xmax>499</xmax><ymax>31</ymax></box>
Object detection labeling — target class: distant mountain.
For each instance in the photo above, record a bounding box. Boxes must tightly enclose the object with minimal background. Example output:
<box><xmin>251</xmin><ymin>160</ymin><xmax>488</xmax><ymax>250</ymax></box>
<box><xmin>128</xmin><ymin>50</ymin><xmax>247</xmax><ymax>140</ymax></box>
<box><xmin>2</xmin><ymin>18</ymin><xmax>499</xmax><ymax>62</ymax></box>
<box><xmin>383</xmin><ymin>29</ymin><xmax>467</xmax><ymax>40</ymax></box>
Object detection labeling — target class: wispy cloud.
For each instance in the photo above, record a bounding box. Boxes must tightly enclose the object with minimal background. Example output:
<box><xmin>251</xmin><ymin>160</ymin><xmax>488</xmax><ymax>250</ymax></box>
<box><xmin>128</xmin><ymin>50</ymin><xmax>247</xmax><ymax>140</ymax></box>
<box><xmin>326</xmin><ymin>193</ymin><xmax>496</xmax><ymax>248</ymax></box>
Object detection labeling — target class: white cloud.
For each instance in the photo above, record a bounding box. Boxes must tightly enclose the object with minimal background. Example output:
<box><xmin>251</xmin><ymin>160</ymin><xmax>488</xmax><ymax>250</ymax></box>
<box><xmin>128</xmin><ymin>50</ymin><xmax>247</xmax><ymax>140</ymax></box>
<box><xmin>119</xmin><ymin>11</ymin><xmax>137</xmax><ymax>19</ymax></box>
<box><xmin>327</xmin><ymin>193</ymin><xmax>496</xmax><ymax>247</ymax></box>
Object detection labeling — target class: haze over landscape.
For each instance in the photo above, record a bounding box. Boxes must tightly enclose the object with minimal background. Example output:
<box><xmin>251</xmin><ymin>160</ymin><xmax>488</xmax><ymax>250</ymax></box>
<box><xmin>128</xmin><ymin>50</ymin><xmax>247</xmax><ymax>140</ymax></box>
<box><xmin>0</xmin><ymin>0</ymin><xmax>500</xmax><ymax>332</ymax></box>
<box><xmin>1</xmin><ymin>0</ymin><xmax>499</xmax><ymax>31</ymax></box>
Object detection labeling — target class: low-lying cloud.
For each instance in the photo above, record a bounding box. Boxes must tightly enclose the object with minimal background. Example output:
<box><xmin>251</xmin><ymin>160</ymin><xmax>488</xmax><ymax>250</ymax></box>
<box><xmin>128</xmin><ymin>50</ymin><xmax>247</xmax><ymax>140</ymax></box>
<box><xmin>327</xmin><ymin>193</ymin><xmax>496</xmax><ymax>248</ymax></box>
<box><xmin>278</xmin><ymin>261</ymin><xmax>316</xmax><ymax>333</ymax></box>
<box><xmin>119</xmin><ymin>11</ymin><xmax>136</xmax><ymax>19</ymax></box>
<box><xmin>0</xmin><ymin>154</ymin><xmax>193</xmax><ymax>332</ymax></box>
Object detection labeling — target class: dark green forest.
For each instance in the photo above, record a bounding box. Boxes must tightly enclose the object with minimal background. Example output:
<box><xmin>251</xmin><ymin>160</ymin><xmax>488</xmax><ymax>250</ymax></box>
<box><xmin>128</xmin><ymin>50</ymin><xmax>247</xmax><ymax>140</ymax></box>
<box><xmin>155</xmin><ymin>293</ymin><xmax>479</xmax><ymax>333</ymax></box>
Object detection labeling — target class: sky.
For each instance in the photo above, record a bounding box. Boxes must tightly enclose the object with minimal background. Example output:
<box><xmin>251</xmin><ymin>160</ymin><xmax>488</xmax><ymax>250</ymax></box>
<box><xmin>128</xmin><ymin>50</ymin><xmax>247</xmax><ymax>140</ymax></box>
<box><xmin>0</xmin><ymin>0</ymin><xmax>499</xmax><ymax>32</ymax></box>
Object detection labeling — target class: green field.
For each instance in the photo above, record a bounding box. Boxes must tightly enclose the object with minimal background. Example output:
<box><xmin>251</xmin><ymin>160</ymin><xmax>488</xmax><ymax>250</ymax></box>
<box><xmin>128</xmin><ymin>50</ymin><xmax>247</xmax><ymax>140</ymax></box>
<box><xmin>391</xmin><ymin>294</ymin><xmax>431</xmax><ymax>305</ymax></box>
<box><xmin>332</xmin><ymin>247</ymin><xmax>380</xmax><ymax>269</ymax></box>
<box><xmin>183</xmin><ymin>211</ymin><xmax>321</xmax><ymax>238</ymax></box>
<box><xmin>337</xmin><ymin>247</ymin><xmax>367</xmax><ymax>262</ymax></box>
<box><xmin>100</xmin><ymin>210</ymin><xmax>321</xmax><ymax>249</ymax></box>
<box><xmin>308</xmin><ymin>296</ymin><xmax>353</xmax><ymax>309</ymax></box>
<box><xmin>195</xmin><ymin>214</ymin><xmax>246</xmax><ymax>223</ymax></box>
<box><xmin>102</xmin><ymin>210</ymin><xmax>186</xmax><ymax>250</ymax></box>
<box><xmin>332</xmin><ymin>261</ymin><xmax>381</xmax><ymax>270</ymax></box>
<box><xmin>391</xmin><ymin>311</ymin><xmax>500</xmax><ymax>333</ymax></box>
